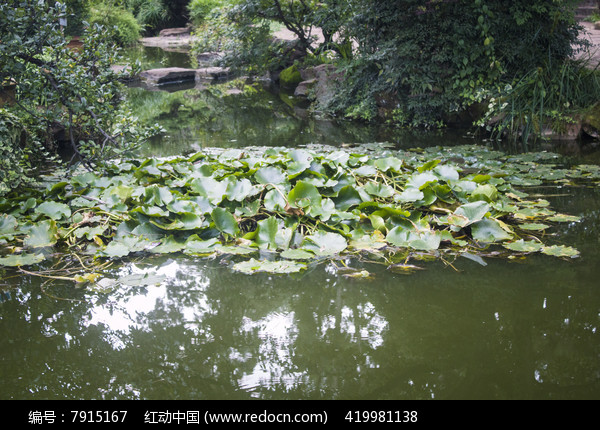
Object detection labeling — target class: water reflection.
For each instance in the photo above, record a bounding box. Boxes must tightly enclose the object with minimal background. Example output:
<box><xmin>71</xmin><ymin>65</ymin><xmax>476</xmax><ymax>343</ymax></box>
<box><xmin>2</xmin><ymin>233</ymin><xmax>599</xmax><ymax>400</ymax></box>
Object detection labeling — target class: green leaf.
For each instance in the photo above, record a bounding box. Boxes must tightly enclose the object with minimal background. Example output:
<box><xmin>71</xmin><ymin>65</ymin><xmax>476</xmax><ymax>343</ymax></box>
<box><xmin>470</xmin><ymin>184</ymin><xmax>498</xmax><ymax>202</ymax></box>
<box><xmin>35</xmin><ymin>201</ymin><xmax>71</xmax><ymax>220</ymax></box>
<box><xmin>452</xmin><ymin>201</ymin><xmax>490</xmax><ymax>227</ymax></box>
<box><xmin>364</xmin><ymin>181</ymin><xmax>395</xmax><ymax>198</ymax></box>
<box><xmin>386</xmin><ymin>227</ymin><xmax>441</xmax><ymax>251</ymax></box>
<box><xmin>149</xmin><ymin>235</ymin><xmax>186</xmax><ymax>254</ymax></box>
<box><xmin>211</xmin><ymin>207</ymin><xmax>239</xmax><ymax>236</ymax></box>
<box><xmin>280</xmin><ymin>249</ymin><xmax>315</xmax><ymax>260</ymax></box>
<box><xmin>0</xmin><ymin>253</ymin><xmax>46</xmax><ymax>267</ymax></box>
<box><xmin>546</xmin><ymin>214</ymin><xmax>581</xmax><ymax>223</ymax></box>
<box><xmin>102</xmin><ymin>241</ymin><xmax>132</xmax><ymax>258</ymax></box>
<box><xmin>470</xmin><ymin>219</ymin><xmax>513</xmax><ymax>242</ymax></box>
<box><xmin>503</xmin><ymin>240</ymin><xmax>543</xmax><ymax>253</ymax></box>
<box><xmin>374</xmin><ymin>156</ymin><xmax>403</xmax><ymax>172</ymax></box>
<box><xmin>354</xmin><ymin>165</ymin><xmax>378</xmax><ymax>177</ymax></box>
<box><xmin>255</xmin><ymin>166</ymin><xmax>287</xmax><ymax>185</ymax></box>
<box><xmin>288</xmin><ymin>181</ymin><xmax>322</xmax><ymax>214</ymax></box>
<box><xmin>190</xmin><ymin>177</ymin><xmax>227</xmax><ymax>205</ymax></box>
<box><xmin>519</xmin><ymin>223</ymin><xmax>550</xmax><ymax>231</ymax></box>
<box><xmin>23</xmin><ymin>220</ymin><xmax>58</xmax><ymax>248</ymax></box>
<box><xmin>288</xmin><ymin>149</ymin><xmax>313</xmax><ymax>176</ymax></box>
<box><xmin>143</xmin><ymin>185</ymin><xmax>173</xmax><ymax>206</ymax></box>
<box><xmin>232</xmin><ymin>258</ymin><xmax>306</xmax><ymax>274</ymax></box>
<box><xmin>434</xmin><ymin>164</ymin><xmax>459</xmax><ymax>181</ymax></box>
<box><xmin>184</xmin><ymin>236</ymin><xmax>220</xmax><ymax>255</ymax></box>
<box><xmin>396</xmin><ymin>187</ymin><xmax>424</xmax><ymax>203</ymax></box>
<box><xmin>333</xmin><ymin>185</ymin><xmax>363</xmax><ymax>211</ymax></box>
<box><xmin>0</xmin><ymin>214</ymin><xmax>18</xmax><ymax>237</ymax></box>
<box><xmin>301</xmin><ymin>231</ymin><xmax>347</xmax><ymax>256</ymax></box>
<box><xmin>256</xmin><ymin>216</ymin><xmax>280</xmax><ymax>250</ymax></box>
<box><xmin>540</xmin><ymin>245</ymin><xmax>579</xmax><ymax>258</ymax></box>
<box><xmin>225</xmin><ymin>177</ymin><xmax>259</xmax><ymax>202</ymax></box>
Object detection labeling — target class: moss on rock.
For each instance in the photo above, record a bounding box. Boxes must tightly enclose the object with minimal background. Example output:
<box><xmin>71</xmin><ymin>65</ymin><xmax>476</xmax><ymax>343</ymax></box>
<box><xmin>279</xmin><ymin>64</ymin><xmax>302</xmax><ymax>89</ymax></box>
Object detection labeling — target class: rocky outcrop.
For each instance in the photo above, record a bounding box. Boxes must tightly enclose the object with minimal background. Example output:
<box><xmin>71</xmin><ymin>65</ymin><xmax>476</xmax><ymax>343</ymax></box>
<box><xmin>293</xmin><ymin>64</ymin><xmax>343</xmax><ymax>108</ymax></box>
<box><xmin>140</xmin><ymin>67</ymin><xmax>198</xmax><ymax>85</ymax></box>
<box><xmin>139</xmin><ymin>66</ymin><xmax>231</xmax><ymax>86</ymax></box>
<box><xmin>140</xmin><ymin>27</ymin><xmax>194</xmax><ymax>52</ymax></box>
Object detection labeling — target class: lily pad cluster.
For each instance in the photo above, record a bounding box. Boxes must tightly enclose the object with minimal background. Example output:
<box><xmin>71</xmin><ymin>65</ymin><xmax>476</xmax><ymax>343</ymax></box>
<box><xmin>0</xmin><ymin>144</ymin><xmax>594</xmax><ymax>276</ymax></box>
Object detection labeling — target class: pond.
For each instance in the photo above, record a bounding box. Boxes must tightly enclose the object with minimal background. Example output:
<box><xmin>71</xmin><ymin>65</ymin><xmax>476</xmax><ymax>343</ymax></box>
<box><xmin>1</xmin><ymin>45</ymin><xmax>599</xmax><ymax>401</ymax></box>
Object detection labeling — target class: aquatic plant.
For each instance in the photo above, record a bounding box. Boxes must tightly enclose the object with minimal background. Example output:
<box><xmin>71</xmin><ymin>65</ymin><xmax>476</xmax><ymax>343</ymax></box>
<box><xmin>0</xmin><ymin>144</ymin><xmax>596</xmax><ymax>281</ymax></box>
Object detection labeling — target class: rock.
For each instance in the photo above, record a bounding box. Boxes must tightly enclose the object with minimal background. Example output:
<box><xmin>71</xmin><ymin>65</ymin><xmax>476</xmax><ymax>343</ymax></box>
<box><xmin>542</xmin><ymin>117</ymin><xmax>582</xmax><ymax>141</ymax></box>
<box><xmin>294</xmin><ymin>78</ymin><xmax>317</xmax><ymax>97</ymax></box>
<box><xmin>140</xmin><ymin>67</ymin><xmax>198</xmax><ymax>85</ymax></box>
<box><xmin>279</xmin><ymin>64</ymin><xmax>303</xmax><ymax>89</ymax></box>
<box><xmin>196</xmin><ymin>52</ymin><xmax>223</xmax><ymax>66</ymax></box>
<box><xmin>295</xmin><ymin>64</ymin><xmax>343</xmax><ymax>107</ymax></box>
<box><xmin>196</xmin><ymin>67</ymin><xmax>231</xmax><ymax>80</ymax></box>
<box><xmin>158</xmin><ymin>27</ymin><xmax>191</xmax><ymax>37</ymax></box>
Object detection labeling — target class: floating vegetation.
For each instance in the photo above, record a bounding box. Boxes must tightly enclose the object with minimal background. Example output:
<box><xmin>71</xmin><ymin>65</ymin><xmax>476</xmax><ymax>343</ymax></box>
<box><xmin>0</xmin><ymin>144</ymin><xmax>596</xmax><ymax>280</ymax></box>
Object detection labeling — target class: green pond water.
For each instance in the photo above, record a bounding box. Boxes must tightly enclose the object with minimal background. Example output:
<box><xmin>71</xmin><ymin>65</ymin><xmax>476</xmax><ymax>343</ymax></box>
<box><xmin>1</xmin><ymin>46</ymin><xmax>600</xmax><ymax>400</ymax></box>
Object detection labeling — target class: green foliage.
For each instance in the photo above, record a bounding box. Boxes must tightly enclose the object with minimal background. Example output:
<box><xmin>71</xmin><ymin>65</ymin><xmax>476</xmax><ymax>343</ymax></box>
<box><xmin>63</xmin><ymin>0</ymin><xmax>91</xmax><ymax>36</ymax></box>
<box><xmin>188</xmin><ymin>0</ymin><xmax>223</xmax><ymax>26</ymax></box>
<box><xmin>0</xmin><ymin>1</ymin><xmax>161</xmax><ymax>195</ymax></box>
<box><xmin>326</xmin><ymin>0</ymin><xmax>584</xmax><ymax>128</ymax></box>
<box><xmin>126</xmin><ymin>0</ymin><xmax>190</xmax><ymax>34</ymax></box>
<box><xmin>88</xmin><ymin>2</ymin><xmax>141</xmax><ymax>46</ymax></box>
<box><xmin>210</xmin><ymin>0</ymin><xmax>587</xmax><ymax>132</ymax></box>
<box><xmin>478</xmin><ymin>58</ymin><xmax>600</xmax><ymax>143</ymax></box>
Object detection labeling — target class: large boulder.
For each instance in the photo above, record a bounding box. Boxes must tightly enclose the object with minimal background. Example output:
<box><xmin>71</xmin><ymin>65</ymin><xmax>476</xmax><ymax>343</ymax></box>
<box><xmin>279</xmin><ymin>64</ymin><xmax>303</xmax><ymax>89</ymax></box>
<box><xmin>294</xmin><ymin>64</ymin><xmax>343</xmax><ymax>108</ymax></box>
<box><xmin>140</xmin><ymin>67</ymin><xmax>198</xmax><ymax>85</ymax></box>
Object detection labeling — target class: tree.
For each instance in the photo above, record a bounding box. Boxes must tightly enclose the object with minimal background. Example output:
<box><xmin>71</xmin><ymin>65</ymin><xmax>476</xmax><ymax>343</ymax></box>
<box><xmin>0</xmin><ymin>1</ymin><xmax>158</xmax><ymax>194</ymax></box>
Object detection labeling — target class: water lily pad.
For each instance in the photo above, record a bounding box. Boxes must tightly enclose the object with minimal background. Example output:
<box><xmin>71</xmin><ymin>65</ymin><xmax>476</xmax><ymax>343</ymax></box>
<box><xmin>503</xmin><ymin>240</ymin><xmax>543</xmax><ymax>253</ymax></box>
<box><xmin>301</xmin><ymin>231</ymin><xmax>347</xmax><ymax>256</ymax></box>
<box><xmin>184</xmin><ymin>236</ymin><xmax>220</xmax><ymax>255</ymax></box>
<box><xmin>149</xmin><ymin>235</ymin><xmax>186</xmax><ymax>254</ymax></box>
<box><xmin>374</xmin><ymin>156</ymin><xmax>402</xmax><ymax>172</ymax></box>
<box><xmin>0</xmin><ymin>214</ymin><xmax>18</xmax><ymax>237</ymax></box>
<box><xmin>386</xmin><ymin>227</ymin><xmax>441</xmax><ymax>251</ymax></box>
<box><xmin>287</xmin><ymin>181</ymin><xmax>322</xmax><ymax>213</ymax></box>
<box><xmin>364</xmin><ymin>182</ymin><xmax>395</xmax><ymax>198</ymax></box>
<box><xmin>280</xmin><ymin>249</ymin><xmax>315</xmax><ymax>260</ymax></box>
<box><xmin>190</xmin><ymin>177</ymin><xmax>227</xmax><ymax>205</ymax></box>
<box><xmin>450</xmin><ymin>201</ymin><xmax>490</xmax><ymax>227</ymax></box>
<box><xmin>232</xmin><ymin>258</ymin><xmax>306</xmax><ymax>274</ymax></box>
<box><xmin>102</xmin><ymin>241</ymin><xmax>132</xmax><ymax>258</ymax></box>
<box><xmin>541</xmin><ymin>245</ymin><xmax>579</xmax><ymax>258</ymax></box>
<box><xmin>256</xmin><ymin>216</ymin><xmax>280</xmax><ymax>250</ymax></box>
<box><xmin>23</xmin><ymin>220</ymin><xmax>58</xmax><ymax>248</ymax></box>
<box><xmin>470</xmin><ymin>219</ymin><xmax>513</xmax><ymax>243</ymax></box>
<box><xmin>396</xmin><ymin>187</ymin><xmax>424</xmax><ymax>203</ymax></box>
<box><xmin>546</xmin><ymin>214</ymin><xmax>581</xmax><ymax>223</ymax></box>
<box><xmin>470</xmin><ymin>184</ymin><xmax>498</xmax><ymax>202</ymax></box>
<box><xmin>255</xmin><ymin>166</ymin><xmax>287</xmax><ymax>185</ymax></box>
<box><xmin>211</xmin><ymin>207</ymin><xmax>240</xmax><ymax>236</ymax></box>
<box><xmin>35</xmin><ymin>201</ymin><xmax>71</xmax><ymax>220</ymax></box>
<box><xmin>518</xmin><ymin>223</ymin><xmax>550</xmax><ymax>231</ymax></box>
<box><xmin>143</xmin><ymin>185</ymin><xmax>174</xmax><ymax>206</ymax></box>
<box><xmin>0</xmin><ymin>253</ymin><xmax>46</xmax><ymax>267</ymax></box>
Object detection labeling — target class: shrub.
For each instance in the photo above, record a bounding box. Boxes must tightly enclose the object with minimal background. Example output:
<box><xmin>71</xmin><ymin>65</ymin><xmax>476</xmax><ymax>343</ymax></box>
<box><xmin>188</xmin><ymin>0</ymin><xmax>223</xmax><ymax>26</ymax></box>
<box><xmin>88</xmin><ymin>2</ymin><xmax>141</xmax><ymax>46</ymax></box>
